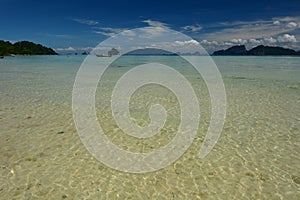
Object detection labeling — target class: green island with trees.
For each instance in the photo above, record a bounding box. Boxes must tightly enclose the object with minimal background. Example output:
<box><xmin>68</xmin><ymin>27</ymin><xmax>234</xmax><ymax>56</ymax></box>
<box><xmin>0</xmin><ymin>40</ymin><xmax>57</xmax><ymax>56</ymax></box>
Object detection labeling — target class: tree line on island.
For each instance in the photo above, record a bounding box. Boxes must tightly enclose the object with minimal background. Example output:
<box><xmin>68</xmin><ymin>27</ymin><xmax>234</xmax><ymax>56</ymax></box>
<box><xmin>212</xmin><ymin>45</ymin><xmax>300</xmax><ymax>56</ymax></box>
<box><xmin>0</xmin><ymin>40</ymin><xmax>57</xmax><ymax>56</ymax></box>
<box><xmin>1</xmin><ymin>39</ymin><xmax>300</xmax><ymax>57</ymax></box>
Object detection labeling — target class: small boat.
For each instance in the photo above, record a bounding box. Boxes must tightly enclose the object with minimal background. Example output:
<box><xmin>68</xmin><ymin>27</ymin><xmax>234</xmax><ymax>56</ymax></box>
<box><xmin>0</xmin><ymin>56</ymin><xmax>4</xmax><ymax>59</ymax></box>
<box><xmin>96</xmin><ymin>54</ymin><xmax>111</xmax><ymax>57</ymax></box>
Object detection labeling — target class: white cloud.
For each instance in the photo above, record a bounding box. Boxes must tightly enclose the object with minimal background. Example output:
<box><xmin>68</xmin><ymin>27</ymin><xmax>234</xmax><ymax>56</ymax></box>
<box><xmin>248</xmin><ymin>39</ymin><xmax>261</xmax><ymax>46</ymax></box>
<box><xmin>174</xmin><ymin>39</ymin><xmax>199</xmax><ymax>46</ymax></box>
<box><xmin>211</xmin><ymin>41</ymin><xmax>219</xmax><ymax>45</ymax></box>
<box><xmin>199</xmin><ymin>40</ymin><xmax>220</xmax><ymax>53</ymax></box>
<box><xmin>203</xmin><ymin>23</ymin><xmax>277</xmax><ymax>41</ymax></box>
<box><xmin>216</xmin><ymin>19</ymin><xmax>270</xmax><ymax>27</ymax></box>
<box><xmin>120</xmin><ymin>30</ymin><xmax>136</xmax><ymax>37</ymax></box>
<box><xmin>286</xmin><ymin>22</ymin><xmax>298</xmax><ymax>28</ymax></box>
<box><xmin>200</xmin><ymin>40</ymin><xmax>219</xmax><ymax>45</ymax></box>
<box><xmin>77</xmin><ymin>47</ymin><xmax>94</xmax><ymax>51</ymax></box>
<box><xmin>181</xmin><ymin>24</ymin><xmax>202</xmax><ymax>32</ymax></box>
<box><xmin>273</xmin><ymin>16</ymin><xmax>300</xmax><ymax>22</ymax></box>
<box><xmin>224</xmin><ymin>42</ymin><xmax>234</xmax><ymax>46</ymax></box>
<box><xmin>71</xmin><ymin>18</ymin><xmax>99</xmax><ymax>26</ymax></box>
<box><xmin>230</xmin><ymin>38</ymin><xmax>247</xmax><ymax>44</ymax></box>
<box><xmin>93</xmin><ymin>27</ymin><xmax>127</xmax><ymax>36</ymax></box>
<box><xmin>139</xmin><ymin>26</ymin><xmax>168</xmax><ymax>38</ymax></box>
<box><xmin>56</xmin><ymin>46</ymin><xmax>111</xmax><ymax>52</ymax></box>
<box><xmin>56</xmin><ymin>47</ymin><xmax>76</xmax><ymax>51</ymax></box>
<box><xmin>202</xmin><ymin>16</ymin><xmax>300</xmax><ymax>41</ymax></box>
<box><xmin>142</xmin><ymin>19</ymin><xmax>168</xmax><ymax>28</ymax></box>
<box><xmin>201</xmin><ymin>34</ymin><xmax>297</xmax><ymax>52</ymax></box>
<box><xmin>94</xmin><ymin>31</ymin><xmax>115</xmax><ymax>37</ymax></box>
<box><xmin>277</xmin><ymin>34</ymin><xmax>297</xmax><ymax>43</ymax></box>
<box><xmin>196</xmin><ymin>16</ymin><xmax>300</xmax><ymax>52</ymax></box>
<box><xmin>65</xmin><ymin>47</ymin><xmax>76</xmax><ymax>51</ymax></box>
<box><xmin>264</xmin><ymin>37</ymin><xmax>277</xmax><ymax>43</ymax></box>
<box><xmin>8</xmin><ymin>40</ymin><xmax>17</xmax><ymax>44</ymax></box>
<box><xmin>98</xmin><ymin>27</ymin><xmax>124</xmax><ymax>32</ymax></box>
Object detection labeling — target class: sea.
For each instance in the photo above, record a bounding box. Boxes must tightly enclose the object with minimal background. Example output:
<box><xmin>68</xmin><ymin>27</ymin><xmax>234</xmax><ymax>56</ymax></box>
<box><xmin>0</xmin><ymin>55</ymin><xmax>299</xmax><ymax>199</ymax></box>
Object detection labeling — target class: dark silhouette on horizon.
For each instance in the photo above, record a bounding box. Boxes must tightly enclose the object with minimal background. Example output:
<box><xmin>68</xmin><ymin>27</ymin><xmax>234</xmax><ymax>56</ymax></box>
<box><xmin>212</xmin><ymin>45</ymin><xmax>300</xmax><ymax>56</ymax></box>
<box><xmin>0</xmin><ymin>40</ymin><xmax>57</xmax><ymax>56</ymax></box>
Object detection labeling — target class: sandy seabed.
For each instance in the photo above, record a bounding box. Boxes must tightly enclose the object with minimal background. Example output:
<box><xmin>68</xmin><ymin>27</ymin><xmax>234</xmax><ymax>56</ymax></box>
<box><xmin>0</xmin><ymin>55</ymin><xmax>299</xmax><ymax>199</ymax></box>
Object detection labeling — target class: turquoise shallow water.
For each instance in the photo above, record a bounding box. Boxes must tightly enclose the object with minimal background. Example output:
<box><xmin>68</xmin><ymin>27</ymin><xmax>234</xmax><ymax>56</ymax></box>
<box><xmin>0</xmin><ymin>55</ymin><xmax>299</xmax><ymax>199</ymax></box>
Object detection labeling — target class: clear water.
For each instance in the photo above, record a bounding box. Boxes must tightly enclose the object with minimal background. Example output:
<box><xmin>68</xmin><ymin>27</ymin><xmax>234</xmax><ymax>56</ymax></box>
<box><xmin>0</xmin><ymin>55</ymin><xmax>299</xmax><ymax>199</ymax></box>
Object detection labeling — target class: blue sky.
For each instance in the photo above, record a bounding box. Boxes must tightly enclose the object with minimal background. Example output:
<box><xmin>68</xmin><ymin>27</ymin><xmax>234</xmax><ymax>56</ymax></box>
<box><xmin>1</xmin><ymin>0</ymin><xmax>300</xmax><ymax>53</ymax></box>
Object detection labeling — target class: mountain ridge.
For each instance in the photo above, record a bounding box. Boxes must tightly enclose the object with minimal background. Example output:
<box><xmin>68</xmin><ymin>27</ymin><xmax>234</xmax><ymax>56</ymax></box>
<box><xmin>212</xmin><ymin>45</ymin><xmax>300</xmax><ymax>56</ymax></box>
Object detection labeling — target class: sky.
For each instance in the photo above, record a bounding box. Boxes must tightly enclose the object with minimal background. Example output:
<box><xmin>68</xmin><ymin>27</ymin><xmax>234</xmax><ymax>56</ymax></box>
<box><xmin>1</xmin><ymin>0</ymin><xmax>300</xmax><ymax>53</ymax></box>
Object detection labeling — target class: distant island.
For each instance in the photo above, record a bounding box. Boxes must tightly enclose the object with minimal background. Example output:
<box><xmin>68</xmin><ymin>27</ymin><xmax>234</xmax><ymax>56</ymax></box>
<box><xmin>212</xmin><ymin>45</ymin><xmax>300</xmax><ymax>56</ymax></box>
<box><xmin>0</xmin><ymin>40</ymin><xmax>57</xmax><ymax>56</ymax></box>
<box><xmin>125</xmin><ymin>48</ymin><xmax>177</xmax><ymax>56</ymax></box>
<box><xmin>95</xmin><ymin>48</ymin><xmax>119</xmax><ymax>57</ymax></box>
